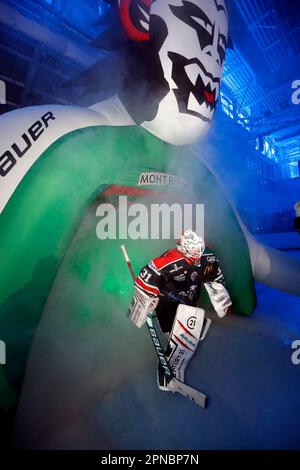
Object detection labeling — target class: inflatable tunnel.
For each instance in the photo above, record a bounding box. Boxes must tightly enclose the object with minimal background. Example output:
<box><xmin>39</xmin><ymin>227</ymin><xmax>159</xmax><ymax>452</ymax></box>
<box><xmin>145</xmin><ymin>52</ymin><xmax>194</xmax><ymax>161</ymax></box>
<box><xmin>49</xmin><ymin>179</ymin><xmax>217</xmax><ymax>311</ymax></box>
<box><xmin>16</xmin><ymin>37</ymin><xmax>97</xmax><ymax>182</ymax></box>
<box><xmin>0</xmin><ymin>122</ymin><xmax>256</xmax><ymax>426</ymax></box>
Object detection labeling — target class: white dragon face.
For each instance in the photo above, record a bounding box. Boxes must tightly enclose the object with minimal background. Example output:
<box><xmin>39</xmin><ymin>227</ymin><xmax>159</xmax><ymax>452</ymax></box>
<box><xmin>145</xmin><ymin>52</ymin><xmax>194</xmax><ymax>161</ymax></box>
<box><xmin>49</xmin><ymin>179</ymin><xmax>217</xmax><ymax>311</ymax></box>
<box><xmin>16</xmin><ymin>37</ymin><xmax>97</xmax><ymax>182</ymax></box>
<box><xmin>141</xmin><ymin>0</ymin><xmax>228</xmax><ymax>145</ymax></box>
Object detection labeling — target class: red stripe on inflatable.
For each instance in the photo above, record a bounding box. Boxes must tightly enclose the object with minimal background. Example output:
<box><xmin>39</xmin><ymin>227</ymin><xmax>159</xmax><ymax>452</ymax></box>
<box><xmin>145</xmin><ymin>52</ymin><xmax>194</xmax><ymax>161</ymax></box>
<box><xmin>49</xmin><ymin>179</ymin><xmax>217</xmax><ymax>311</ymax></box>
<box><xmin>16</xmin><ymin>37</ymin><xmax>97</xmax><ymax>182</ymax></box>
<box><xmin>101</xmin><ymin>185</ymin><xmax>187</xmax><ymax>204</ymax></box>
<box><xmin>102</xmin><ymin>185</ymin><xmax>161</xmax><ymax>197</ymax></box>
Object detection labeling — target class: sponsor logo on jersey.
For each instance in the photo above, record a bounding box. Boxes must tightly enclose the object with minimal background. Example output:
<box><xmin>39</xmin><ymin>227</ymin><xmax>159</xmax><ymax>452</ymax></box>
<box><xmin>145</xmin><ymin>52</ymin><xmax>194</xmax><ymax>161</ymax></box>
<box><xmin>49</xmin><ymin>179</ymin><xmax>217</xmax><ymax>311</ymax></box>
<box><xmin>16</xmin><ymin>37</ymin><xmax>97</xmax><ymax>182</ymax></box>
<box><xmin>188</xmin><ymin>286</ymin><xmax>198</xmax><ymax>300</ymax></box>
<box><xmin>207</xmin><ymin>256</ymin><xmax>216</xmax><ymax>263</ymax></box>
<box><xmin>174</xmin><ymin>273</ymin><xmax>186</xmax><ymax>281</ymax></box>
<box><xmin>180</xmin><ymin>285</ymin><xmax>198</xmax><ymax>301</ymax></box>
<box><xmin>170</xmin><ymin>264</ymin><xmax>183</xmax><ymax>273</ymax></box>
<box><xmin>204</xmin><ymin>265</ymin><xmax>213</xmax><ymax>275</ymax></box>
<box><xmin>138</xmin><ymin>172</ymin><xmax>192</xmax><ymax>192</ymax></box>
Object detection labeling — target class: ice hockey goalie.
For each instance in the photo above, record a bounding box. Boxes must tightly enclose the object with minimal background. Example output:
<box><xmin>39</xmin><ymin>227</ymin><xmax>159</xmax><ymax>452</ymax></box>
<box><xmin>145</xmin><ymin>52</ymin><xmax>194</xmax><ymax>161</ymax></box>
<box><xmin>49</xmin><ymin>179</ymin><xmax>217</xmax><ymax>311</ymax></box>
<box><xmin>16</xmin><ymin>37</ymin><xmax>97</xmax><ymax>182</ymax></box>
<box><xmin>128</xmin><ymin>230</ymin><xmax>232</xmax><ymax>390</ymax></box>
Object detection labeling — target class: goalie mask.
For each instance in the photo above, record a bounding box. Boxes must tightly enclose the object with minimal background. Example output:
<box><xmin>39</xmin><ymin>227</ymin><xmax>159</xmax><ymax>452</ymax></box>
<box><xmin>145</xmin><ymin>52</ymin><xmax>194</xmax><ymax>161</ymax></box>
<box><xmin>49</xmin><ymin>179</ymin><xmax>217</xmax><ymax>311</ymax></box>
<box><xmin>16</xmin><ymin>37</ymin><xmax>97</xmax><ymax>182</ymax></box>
<box><xmin>177</xmin><ymin>230</ymin><xmax>205</xmax><ymax>262</ymax></box>
<box><xmin>119</xmin><ymin>0</ymin><xmax>229</xmax><ymax>145</ymax></box>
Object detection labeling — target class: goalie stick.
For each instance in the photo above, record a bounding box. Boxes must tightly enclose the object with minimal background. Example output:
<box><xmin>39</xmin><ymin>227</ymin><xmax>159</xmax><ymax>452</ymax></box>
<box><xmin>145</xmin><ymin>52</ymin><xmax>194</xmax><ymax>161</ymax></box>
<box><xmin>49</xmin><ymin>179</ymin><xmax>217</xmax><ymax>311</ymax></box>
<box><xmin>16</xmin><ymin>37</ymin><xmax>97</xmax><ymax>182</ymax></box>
<box><xmin>120</xmin><ymin>244</ymin><xmax>207</xmax><ymax>408</ymax></box>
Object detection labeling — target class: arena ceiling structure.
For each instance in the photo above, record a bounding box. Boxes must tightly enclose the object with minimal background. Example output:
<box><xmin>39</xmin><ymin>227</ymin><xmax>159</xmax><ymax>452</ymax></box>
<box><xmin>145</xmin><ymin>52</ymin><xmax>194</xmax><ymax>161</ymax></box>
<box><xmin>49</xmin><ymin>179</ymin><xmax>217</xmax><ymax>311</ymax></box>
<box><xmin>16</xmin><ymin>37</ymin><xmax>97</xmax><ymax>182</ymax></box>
<box><xmin>0</xmin><ymin>0</ymin><xmax>299</xmax><ymax>170</ymax></box>
<box><xmin>225</xmin><ymin>0</ymin><xmax>300</xmax><ymax>167</ymax></box>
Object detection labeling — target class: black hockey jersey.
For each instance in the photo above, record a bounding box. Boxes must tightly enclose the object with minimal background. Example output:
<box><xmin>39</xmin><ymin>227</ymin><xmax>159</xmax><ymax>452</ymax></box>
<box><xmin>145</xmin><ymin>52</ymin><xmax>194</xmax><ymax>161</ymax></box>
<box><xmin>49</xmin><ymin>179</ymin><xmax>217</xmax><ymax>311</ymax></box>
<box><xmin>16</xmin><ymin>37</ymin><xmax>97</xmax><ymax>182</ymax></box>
<box><xmin>135</xmin><ymin>248</ymin><xmax>224</xmax><ymax>306</ymax></box>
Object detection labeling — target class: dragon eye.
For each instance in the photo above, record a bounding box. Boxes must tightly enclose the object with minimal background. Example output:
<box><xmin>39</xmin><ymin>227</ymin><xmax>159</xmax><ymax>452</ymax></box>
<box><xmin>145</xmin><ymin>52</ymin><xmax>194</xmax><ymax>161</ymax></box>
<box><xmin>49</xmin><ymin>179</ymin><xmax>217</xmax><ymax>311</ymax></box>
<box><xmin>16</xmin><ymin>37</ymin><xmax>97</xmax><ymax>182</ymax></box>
<box><xmin>219</xmin><ymin>35</ymin><xmax>226</xmax><ymax>51</ymax></box>
<box><xmin>191</xmin><ymin>16</ymin><xmax>213</xmax><ymax>36</ymax></box>
<box><xmin>218</xmin><ymin>34</ymin><xmax>227</xmax><ymax>64</ymax></box>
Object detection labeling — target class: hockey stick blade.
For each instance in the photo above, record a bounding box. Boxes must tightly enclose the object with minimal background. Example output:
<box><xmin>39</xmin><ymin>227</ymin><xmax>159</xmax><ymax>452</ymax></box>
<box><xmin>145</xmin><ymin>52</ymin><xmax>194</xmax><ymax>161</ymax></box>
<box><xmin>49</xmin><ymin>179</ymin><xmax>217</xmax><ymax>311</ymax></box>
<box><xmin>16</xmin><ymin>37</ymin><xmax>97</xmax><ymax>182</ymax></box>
<box><xmin>168</xmin><ymin>378</ymin><xmax>207</xmax><ymax>408</ymax></box>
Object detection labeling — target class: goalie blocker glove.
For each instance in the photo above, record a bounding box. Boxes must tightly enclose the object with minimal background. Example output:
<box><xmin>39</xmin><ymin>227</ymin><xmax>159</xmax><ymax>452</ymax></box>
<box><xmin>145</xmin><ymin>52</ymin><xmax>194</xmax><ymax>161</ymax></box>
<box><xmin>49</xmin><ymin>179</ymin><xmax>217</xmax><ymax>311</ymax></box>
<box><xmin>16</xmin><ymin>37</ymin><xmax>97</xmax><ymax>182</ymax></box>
<box><xmin>128</xmin><ymin>286</ymin><xmax>159</xmax><ymax>328</ymax></box>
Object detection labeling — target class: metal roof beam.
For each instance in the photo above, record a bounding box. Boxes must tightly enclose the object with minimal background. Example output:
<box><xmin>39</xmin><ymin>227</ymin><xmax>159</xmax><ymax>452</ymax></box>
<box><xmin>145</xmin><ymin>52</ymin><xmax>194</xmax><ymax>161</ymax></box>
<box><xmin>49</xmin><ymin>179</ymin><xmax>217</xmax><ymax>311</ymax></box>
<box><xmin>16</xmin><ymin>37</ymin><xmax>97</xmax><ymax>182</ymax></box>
<box><xmin>0</xmin><ymin>3</ymin><xmax>98</xmax><ymax>68</ymax></box>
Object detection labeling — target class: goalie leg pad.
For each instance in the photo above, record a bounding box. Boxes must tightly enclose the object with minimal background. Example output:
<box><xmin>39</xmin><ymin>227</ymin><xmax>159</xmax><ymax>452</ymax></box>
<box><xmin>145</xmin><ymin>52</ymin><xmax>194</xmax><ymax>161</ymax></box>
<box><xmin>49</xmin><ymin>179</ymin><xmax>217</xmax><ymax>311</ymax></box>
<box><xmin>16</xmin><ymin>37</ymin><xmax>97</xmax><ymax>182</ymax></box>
<box><xmin>166</xmin><ymin>304</ymin><xmax>205</xmax><ymax>383</ymax></box>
